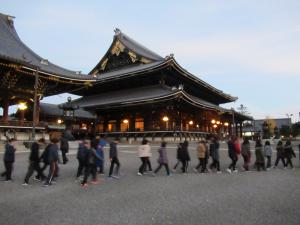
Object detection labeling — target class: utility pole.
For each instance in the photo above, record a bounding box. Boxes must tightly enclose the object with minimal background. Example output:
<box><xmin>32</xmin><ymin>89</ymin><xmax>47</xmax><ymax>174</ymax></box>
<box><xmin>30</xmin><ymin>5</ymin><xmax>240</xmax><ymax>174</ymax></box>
<box><xmin>32</xmin><ymin>67</ymin><xmax>39</xmax><ymax>141</ymax></box>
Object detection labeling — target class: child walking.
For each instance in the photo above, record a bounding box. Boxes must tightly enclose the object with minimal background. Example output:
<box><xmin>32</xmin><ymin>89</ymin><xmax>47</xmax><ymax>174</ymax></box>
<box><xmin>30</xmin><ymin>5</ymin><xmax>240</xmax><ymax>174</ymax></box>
<box><xmin>264</xmin><ymin>141</ymin><xmax>272</xmax><ymax>170</ymax></box>
<box><xmin>274</xmin><ymin>141</ymin><xmax>285</xmax><ymax>168</ymax></box>
<box><xmin>154</xmin><ymin>142</ymin><xmax>170</xmax><ymax>176</ymax></box>
<box><xmin>108</xmin><ymin>139</ymin><xmax>120</xmax><ymax>179</ymax></box>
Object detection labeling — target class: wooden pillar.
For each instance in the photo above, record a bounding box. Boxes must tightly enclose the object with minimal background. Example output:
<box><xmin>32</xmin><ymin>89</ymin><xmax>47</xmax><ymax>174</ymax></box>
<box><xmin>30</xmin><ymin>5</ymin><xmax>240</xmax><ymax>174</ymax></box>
<box><xmin>34</xmin><ymin>98</ymin><xmax>40</xmax><ymax>125</ymax></box>
<box><xmin>116</xmin><ymin>118</ymin><xmax>121</xmax><ymax>132</ymax></box>
<box><xmin>235</xmin><ymin>123</ymin><xmax>239</xmax><ymax>137</ymax></box>
<box><xmin>239</xmin><ymin>123</ymin><xmax>243</xmax><ymax>137</ymax></box>
<box><xmin>19</xmin><ymin>110</ymin><xmax>25</xmax><ymax>125</ymax></box>
<box><xmin>2</xmin><ymin>97</ymin><xmax>9</xmax><ymax>124</ymax></box>
<box><xmin>130</xmin><ymin>114</ymin><xmax>136</xmax><ymax>131</ymax></box>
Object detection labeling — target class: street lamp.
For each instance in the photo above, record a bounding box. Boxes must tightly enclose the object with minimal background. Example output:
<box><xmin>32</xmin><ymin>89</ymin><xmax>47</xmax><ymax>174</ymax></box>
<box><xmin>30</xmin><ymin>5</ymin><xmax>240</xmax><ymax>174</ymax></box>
<box><xmin>18</xmin><ymin>102</ymin><xmax>28</xmax><ymax>111</ymax></box>
<box><xmin>211</xmin><ymin>119</ymin><xmax>216</xmax><ymax>124</ymax></box>
<box><xmin>123</xmin><ymin>119</ymin><xmax>129</xmax><ymax>131</ymax></box>
<box><xmin>162</xmin><ymin>116</ymin><xmax>169</xmax><ymax>130</ymax></box>
<box><xmin>59</xmin><ymin>97</ymin><xmax>79</xmax><ymax>140</ymax></box>
<box><xmin>18</xmin><ymin>102</ymin><xmax>28</xmax><ymax>125</ymax></box>
<box><xmin>189</xmin><ymin>120</ymin><xmax>193</xmax><ymax>125</ymax></box>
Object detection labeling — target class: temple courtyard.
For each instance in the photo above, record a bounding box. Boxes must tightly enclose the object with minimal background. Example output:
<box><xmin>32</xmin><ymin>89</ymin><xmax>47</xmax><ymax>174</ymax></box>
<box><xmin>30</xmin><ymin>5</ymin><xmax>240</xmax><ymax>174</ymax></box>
<box><xmin>0</xmin><ymin>142</ymin><xmax>299</xmax><ymax>225</ymax></box>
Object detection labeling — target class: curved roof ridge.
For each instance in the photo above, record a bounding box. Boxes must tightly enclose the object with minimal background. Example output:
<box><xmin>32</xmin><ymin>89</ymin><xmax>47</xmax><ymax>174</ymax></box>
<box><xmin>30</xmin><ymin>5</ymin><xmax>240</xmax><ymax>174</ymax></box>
<box><xmin>114</xmin><ymin>28</ymin><xmax>164</xmax><ymax>61</ymax></box>
<box><xmin>0</xmin><ymin>13</ymin><xmax>95</xmax><ymax>81</ymax></box>
<box><xmin>168</xmin><ymin>57</ymin><xmax>237</xmax><ymax>102</ymax></box>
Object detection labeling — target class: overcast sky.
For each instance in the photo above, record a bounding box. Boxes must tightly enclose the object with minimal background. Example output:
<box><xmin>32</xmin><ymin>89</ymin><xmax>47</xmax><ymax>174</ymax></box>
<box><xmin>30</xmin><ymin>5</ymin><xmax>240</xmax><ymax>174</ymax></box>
<box><xmin>2</xmin><ymin>1</ymin><xmax>300</xmax><ymax>122</ymax></box>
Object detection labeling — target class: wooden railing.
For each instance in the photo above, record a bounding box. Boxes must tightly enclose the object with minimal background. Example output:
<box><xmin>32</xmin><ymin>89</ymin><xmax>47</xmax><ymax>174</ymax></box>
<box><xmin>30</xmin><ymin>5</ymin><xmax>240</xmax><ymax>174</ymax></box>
<box><xmin>0</xmin><ymin>120</ymin><xmax>46</xmax><ymax>129</ymax></box>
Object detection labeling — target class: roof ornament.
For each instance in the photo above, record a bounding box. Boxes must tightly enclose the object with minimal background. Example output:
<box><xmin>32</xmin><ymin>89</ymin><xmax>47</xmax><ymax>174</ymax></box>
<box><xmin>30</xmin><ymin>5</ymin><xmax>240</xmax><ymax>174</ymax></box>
<box><xmin>40</xmin><ymin>59</ymin><xmax>49</xmax><ymax>65</ymax></box>
<box><xmin>178</xmin><ymin>84</ymin><xmax>184</xmax><ymax>90</ymax></box>
<box><xmin>75</xmin><ymin>71</ymin><xmax>82</xmax><ymax>75</ymax></box>
<box><xmin>7</xmin><ymin>15</ymin><xmax>15</xmax><ymax>27</ymax></box>
<box><xmin>114</xmin><ymin>28</ymin><xmax>121</xmax><ymax>36</ymax></box>
<box><xmin>165</xmin><ymin>53</ymin><xmax>174</xmax><ymax>60</ymax></box>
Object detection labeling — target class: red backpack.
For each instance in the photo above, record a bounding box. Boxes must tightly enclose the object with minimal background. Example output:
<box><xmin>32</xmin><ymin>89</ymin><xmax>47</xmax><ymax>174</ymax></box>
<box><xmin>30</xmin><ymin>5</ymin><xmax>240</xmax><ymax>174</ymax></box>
<box><xmin>234</xmin><ymin>141</ymin><xmax>241</xmax><ymax>154</ymax></box>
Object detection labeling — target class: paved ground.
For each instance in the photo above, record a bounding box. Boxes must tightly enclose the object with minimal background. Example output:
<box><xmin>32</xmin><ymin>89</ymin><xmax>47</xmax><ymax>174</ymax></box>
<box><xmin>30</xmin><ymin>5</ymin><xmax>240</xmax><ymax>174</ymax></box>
<box><xmin>0</xmin><ymin>142</ymin><xmax>299</xmax><ymax>225</ymax></box>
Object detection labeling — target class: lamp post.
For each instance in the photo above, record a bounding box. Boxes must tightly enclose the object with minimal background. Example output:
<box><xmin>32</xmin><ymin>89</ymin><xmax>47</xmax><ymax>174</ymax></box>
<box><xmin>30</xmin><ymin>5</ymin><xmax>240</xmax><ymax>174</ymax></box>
<box><xmin>231</xmin><ymin>108</ymin><xmax>235</xmax><ymax>136</ymax></box>
<box><xmin>286</xmin><ymin>113</ymin><xmax>293</xmax><ymax>136</ymax></box>
<box><xmin>31</xmin><ymin>67</ymin><xmax>39</xmax><ymax>141</ymax></box>
<box><xmin>59</xmin><ymin>97</ymin><xmax>79</xmax><ymax>140</ymax></box>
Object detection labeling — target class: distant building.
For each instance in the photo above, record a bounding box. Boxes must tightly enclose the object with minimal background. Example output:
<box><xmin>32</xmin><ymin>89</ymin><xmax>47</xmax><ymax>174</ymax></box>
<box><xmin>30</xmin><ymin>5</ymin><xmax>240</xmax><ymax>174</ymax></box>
<box><xmin>243</xmin><ymin>118</ymin><xmax>292</xmax><ymax>137</ymax></box>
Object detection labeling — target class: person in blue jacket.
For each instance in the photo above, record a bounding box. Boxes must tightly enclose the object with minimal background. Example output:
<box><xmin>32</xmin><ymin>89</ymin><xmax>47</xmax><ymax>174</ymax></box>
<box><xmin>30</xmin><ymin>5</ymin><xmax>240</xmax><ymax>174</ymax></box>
<box><xmin>96</xmin><ymin>136</ymin><xmax>106</xmax><ymax>175</ymax></box>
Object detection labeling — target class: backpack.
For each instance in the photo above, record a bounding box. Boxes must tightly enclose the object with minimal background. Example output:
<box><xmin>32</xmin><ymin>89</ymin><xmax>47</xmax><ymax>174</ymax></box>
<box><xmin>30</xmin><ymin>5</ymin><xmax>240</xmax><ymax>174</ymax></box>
<box><xmin>234</xmin><ymin>141</ymin><xmax>241</xmax><ymax>155</ymax></box>
<box><xmin>42</xmin><ymin>145</ymin><xmax>50</xmax><ymax>164</ymax></box>
<box><xmin>77</xmin><ymin>144</ymin><xmax>87</xmax><ymax>161</ymax></box>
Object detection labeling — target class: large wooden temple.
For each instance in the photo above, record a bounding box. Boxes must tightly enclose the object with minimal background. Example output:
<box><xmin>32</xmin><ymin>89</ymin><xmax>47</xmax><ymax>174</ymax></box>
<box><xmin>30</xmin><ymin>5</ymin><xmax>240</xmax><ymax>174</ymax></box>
<box><xmin>0</xmin><ymin>13</ymin><xmax>251</xmax><ymax>141</ymax></box>
<box><xmin>70</xmin><ymin>28</ymin><xmax>252</xmax><ymax>139</ymax></box>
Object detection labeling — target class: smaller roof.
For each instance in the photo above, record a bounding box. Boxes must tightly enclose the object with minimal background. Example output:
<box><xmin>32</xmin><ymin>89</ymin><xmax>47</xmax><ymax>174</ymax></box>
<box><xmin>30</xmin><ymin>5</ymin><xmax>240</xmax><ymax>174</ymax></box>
<box><xmin>72</xmin><ymin>85</ymin><xmax>176</xmax><ymax>108</ymax></box>
<box><xmin>72</xmin><ymin>84</ymin><xmax>225</xmax><ymax>111</ymax></box>
<box><xmin>40</xmin><ymin>103</ymin><xmax>96</xmax><ymax>119</ymax></box>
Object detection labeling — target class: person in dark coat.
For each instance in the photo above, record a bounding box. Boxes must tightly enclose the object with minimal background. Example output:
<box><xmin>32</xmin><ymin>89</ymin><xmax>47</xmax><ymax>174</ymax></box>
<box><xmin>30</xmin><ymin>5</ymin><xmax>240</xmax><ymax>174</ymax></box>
<box><xmin>154</xmin><ymin>142</ymin><xmax>170</xmax><ymax>176</ymax></box>
<box><xmin>274</xmin><ymin>140</ymin><xmax>285</xmax><ymax>168</ymax></box>
<box><xmin>241</xmin><ymin>138</ymin><xmax>251</xmax><ymax>171</ymax></box>
<box><xmin>76</xmin><ymin>140</ymin><xmax>87</xmax><ymax>178</ymax></box>
<box><xmin>172</xmin><ymin>143</ymin><xmax>183</xmax><ymax>172</ymax></box>
<box><xmin>81</xmin><ymin>140</ymin><xmax>103</xmax><ymax>187</ymax></box>
<box><xmin>43</xmin><ymin>137</ymin><xmax>60</xmax><ymax>186</ymax></box>
<box><xmin>227</xmin><ymin>136</ymin><xmax>239</xmax><ymax>173</ymax></box>
<box><xmin>209</xmin><ymin>136</ymin><xmax>221</xmax><ymax>173</ymax></box>
<box><xmin>179</xmin><ymin>141</ymin><xmax>190</xmax><ymax>173</ymax></box>
<box><xmin>108</xmin><ymin>139</ymin><xmax>120</xmax><ymax>179</ymax></box>
<box><xmin>60</xmin><ymin>137</ymin><xmax>69</xmax><ymax>164</ymax></box>
<box><xmin>284</xmin><ymin>140</ymin><xmax>296</xmax><ymax>169</ymax></box>
<box><xmin>1</xmin><ymin>138</ymin><xmax>17</xmax><ymax>181</ymax></box>
<box><xmin>23</xmin><ymin>138</ymin><xmax>46</xmax><ymax>185</ymax></box>
<box><xmin>254</xmin><ymin>139</ymin><xmax>265</xmax><ymax>171</ymax></box>
<box><xmin>298</xmin><ymin>144</ymin><xmax>300</xmax><ymax>168</ymax></box>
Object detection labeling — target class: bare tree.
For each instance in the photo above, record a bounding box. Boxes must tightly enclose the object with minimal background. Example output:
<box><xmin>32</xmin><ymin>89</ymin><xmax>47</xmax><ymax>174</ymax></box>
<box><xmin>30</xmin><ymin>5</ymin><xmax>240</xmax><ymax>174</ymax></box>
<box><xmin>237</xmin><ymin>104</ymin><xmax>249</xmax><ymax>115</ymax></box>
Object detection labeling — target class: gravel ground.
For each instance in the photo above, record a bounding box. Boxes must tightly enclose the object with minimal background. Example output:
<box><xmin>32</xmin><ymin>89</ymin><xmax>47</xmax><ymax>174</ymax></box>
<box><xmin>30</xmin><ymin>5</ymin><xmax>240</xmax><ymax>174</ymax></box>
<box><xmin>0</xmin><ymin>142</ymin><xmax>299</xmax><ymax>225</ymax></box>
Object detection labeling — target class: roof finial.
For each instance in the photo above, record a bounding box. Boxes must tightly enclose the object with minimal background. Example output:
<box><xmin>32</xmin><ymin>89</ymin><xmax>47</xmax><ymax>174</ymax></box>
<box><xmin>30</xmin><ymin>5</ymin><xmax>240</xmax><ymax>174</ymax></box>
<box><xmin>114</xmin><ymin>28</ymin><xmax>121</xmax><ymax>36</ymax></box>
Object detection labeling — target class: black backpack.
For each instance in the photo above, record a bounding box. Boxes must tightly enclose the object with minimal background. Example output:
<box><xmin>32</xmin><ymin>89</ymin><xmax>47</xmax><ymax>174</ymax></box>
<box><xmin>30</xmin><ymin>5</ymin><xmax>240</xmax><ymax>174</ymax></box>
<box><xmin>41</xmin><ymin>144</ymin><xmax>50</xmax><ymax>164</ymax></box>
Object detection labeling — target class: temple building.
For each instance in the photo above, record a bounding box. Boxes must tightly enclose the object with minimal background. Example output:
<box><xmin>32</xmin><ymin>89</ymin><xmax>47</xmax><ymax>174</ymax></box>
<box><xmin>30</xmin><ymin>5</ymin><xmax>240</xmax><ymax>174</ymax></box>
<box><xmin>0</xmin><ymin>12</ymin><xmax>96</xmax><ymax>139</ymax></box>
<box><xmin>70</xmin><ymin>29</ymin><xmax>252</xmax><ymax>139</ymax></box>
<box><xmin>0</xmin><ymin>13</ymin><xmax>251</xmax><ymax>140</ymax></box>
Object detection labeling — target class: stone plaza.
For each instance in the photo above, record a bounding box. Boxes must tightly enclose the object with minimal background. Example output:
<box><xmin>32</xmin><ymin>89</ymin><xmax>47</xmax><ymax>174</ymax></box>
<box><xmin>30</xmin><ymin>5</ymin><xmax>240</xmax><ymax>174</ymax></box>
<box><xmin>0</xmin><ymin>141</ymin><xmax>299</xmax><ymax>225</ymax></box>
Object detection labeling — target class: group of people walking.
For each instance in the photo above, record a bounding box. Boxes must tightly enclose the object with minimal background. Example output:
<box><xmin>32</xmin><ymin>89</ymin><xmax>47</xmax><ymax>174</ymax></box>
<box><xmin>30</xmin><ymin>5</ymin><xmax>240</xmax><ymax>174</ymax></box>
<box><xmin>1</xmin><ymin>135</ymin><xmax>299</xmax><ymax>188</ymax></box>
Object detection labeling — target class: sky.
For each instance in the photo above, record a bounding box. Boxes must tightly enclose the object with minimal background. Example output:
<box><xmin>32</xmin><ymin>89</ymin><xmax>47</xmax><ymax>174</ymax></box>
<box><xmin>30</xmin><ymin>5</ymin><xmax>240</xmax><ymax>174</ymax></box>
<box><xmin>1</xmin><ymin>0</ymin><xmax>300</xmax><ymax>122</ymax></box>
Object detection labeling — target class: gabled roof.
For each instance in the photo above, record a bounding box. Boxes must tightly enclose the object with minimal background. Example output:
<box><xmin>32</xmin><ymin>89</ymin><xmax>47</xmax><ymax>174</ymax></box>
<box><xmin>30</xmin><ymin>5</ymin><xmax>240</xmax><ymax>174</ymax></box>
<box><xmin>89</xmin><ymin>28</ymin><xmax>164</xmax><ymax>75</ymax></box>
<box><xmin>0</xmin><ymin>13</ymin><xmax>95</xmax><ymax>81</ymax></box>
<box><xmin>115</xmin><ymin>29</ymin><xmax>164</xmax><ymax>61</ymax></box>
<box><xmin>79</xmin><ymin>56</ymin><xmax>237</xmax><ymax>103</ymax></box>
<box><xmin>72</xmin><ymin>84</ymin><xmax>225</xmax><ymax>111</ymax></box>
